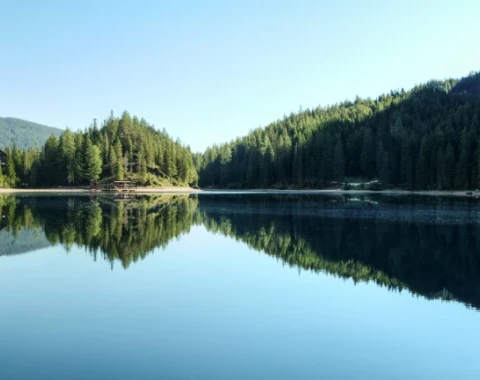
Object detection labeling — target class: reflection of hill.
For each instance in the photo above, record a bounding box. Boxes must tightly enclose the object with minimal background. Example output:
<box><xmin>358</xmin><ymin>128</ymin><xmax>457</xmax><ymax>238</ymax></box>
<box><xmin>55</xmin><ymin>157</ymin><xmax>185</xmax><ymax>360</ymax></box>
<box><xmin>197</xmin><ymin>195</ymin><xmax>480</xmax><ymax>309</ymax></box>
<box><xmin>3</xmin><ymin>193</ymin><xmax>480</xmax><ymax>309</ymax></box>
<box><xmin>2</xmin><ymin>195</ymin><xmax>198</xmax><ymax>268</ymax></box>
<box><xmin>0</xmin><ymin>195</ymin><xmax>51</xmax><ymax>256</ymax></box>
<box><xmin>0</xmin><ymin>229</ymin><xmax>51</xmax><ymax>256</ymax></box>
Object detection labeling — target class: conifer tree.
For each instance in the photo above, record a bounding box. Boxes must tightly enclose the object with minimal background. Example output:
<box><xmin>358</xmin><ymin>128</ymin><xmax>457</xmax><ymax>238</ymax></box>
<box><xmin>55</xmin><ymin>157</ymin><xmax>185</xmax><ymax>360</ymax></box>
<box><xmin>333</xmin><ymin>137</ymin><xmax>345</xmax><ymax>182</ymax></box>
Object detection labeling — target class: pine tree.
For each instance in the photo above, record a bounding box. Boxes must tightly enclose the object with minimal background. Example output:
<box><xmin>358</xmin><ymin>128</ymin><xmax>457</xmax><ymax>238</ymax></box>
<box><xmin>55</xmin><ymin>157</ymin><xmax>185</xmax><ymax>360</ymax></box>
<box><xmin>360</xmin><ymin>128</ymin><xmax>375</xmax><ymax>178</ymax></box>
<box><xmin>476</xmin><ymin>143</ymin><xmax>480</xmax><ymax>190</ymax></box>
<box><xmin>11</xmin><ymin>143</ymin><xmax>23</xmax><ymax>183</ymax></box>
<box><xmin>59</xmin><ymin>129</ymin><xmax>77</xmax><ymax>185</ymax></box>
<box><xmin>445</xmin><ymin>143</ymin><xmax>455</xmax><ymax>189</ymax></box>
<box><xmin>455</xmin><ymin>128</ymin><xmax>469</xmax><ymax>189</ymax></box>
<box><xmin>22</xmin><ymin>150</ymin><xmax>33</xmax><ymax>185</ymax></box>
<box><xmin>437</xmin><ymin>147</ymin><xmax>446</xmax><ymax>190</ymax></box>
<box><xmin>0</xmin><ymin>159</ymin><xmax>4</xmax><ymax>186</ymax></box>
<box><xmin>219</xmin><ymin>146</ymin><xmax>232</xmax><ymax>186</ymax></box>
<box><xmin>83</xmin><ymin>138</ymin><xmax>102</xmax><ymax>181</ymax></box>
<box><xmin>109</xmin><ymin>145</ymin><xmax>117</xmax><ymax>177</ymax></box>
<box><xmin>377</xmin><ymin>142</ymin><xmax>388</xmax><ymax>183</ymax></box>
<box><xmin>114</xmin><ymin>140</ymin><xmax>125</xmax><ymax>180</ymax></box>
<box><xmin>333</xmin><ymin>136</ymin><xmax>345</xmax><ymax>182</ymax></box>
<box><xmin>74</xmin><ymin>133</ymin><xmax>84</xmax><ymax>185</ymax></box>
<box><xmin>43</xmin><ymin>135</ymin><xmax>60</xmax><ymax>186</ymax></box>
<box><xmin>4</xmin><ymin>147</ymin><xmax>16</xmax><ymax>186</ymax></box>
<box><xmin>415</xmin><ymin>138</ymin><xmax>429</xmax><ymax>189</ymax></box>
<box><xmin>292</xmin><ymin>144</ymin><xmax>303</xmax><ymax>187</ymax></box>
<box><xmin>139</xmin><ymin>158</ymin><xmax>147</xmax><ymax>184</ymax></box>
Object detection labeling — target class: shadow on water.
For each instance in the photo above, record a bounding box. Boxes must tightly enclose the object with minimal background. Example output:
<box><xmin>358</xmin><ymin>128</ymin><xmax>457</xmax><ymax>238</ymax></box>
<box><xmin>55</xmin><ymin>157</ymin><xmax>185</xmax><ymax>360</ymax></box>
<box><xmin>1</xmin><ymin>193</ymin><xmax>480</xmax><ymax>309</ymax></box>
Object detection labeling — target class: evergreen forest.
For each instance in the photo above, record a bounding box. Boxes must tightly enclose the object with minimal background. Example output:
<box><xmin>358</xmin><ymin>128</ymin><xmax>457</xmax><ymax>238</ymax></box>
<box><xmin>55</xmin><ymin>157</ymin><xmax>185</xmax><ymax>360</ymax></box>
<box><xmin>0</xmin><ymin>112</ymin><xmax>198</xmax><ymax>188</ymax></box>
<box><xmin>2</xmin><ymin>72</ymin><xmax>480</xmax><ymax>190</ymax></box>
<box><xmin>195</xmin><ymin>72</ymin><xmax>480</xmax><ymax>190</ymax></box>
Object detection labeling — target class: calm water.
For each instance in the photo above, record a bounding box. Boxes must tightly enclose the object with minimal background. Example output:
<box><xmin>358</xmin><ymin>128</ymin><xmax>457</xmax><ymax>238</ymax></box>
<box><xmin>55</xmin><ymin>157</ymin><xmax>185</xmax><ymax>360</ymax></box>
<box><xmin>0</xmin><ymin>193</ymin><xmax>479</xmax><ymax>380</ymax></box>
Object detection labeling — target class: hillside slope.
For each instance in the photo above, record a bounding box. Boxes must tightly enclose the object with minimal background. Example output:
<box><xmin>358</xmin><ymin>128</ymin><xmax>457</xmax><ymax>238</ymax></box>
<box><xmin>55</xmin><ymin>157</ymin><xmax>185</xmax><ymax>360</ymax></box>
<box><xmin>0</xmin><ymin>117</ymin><xmax>63</xmax><ymax>149</ymax></box>
<box><xmin>451</xmin><ymin>72</ymin><xmax>480</xmax><ymax>95</ymax></box>
<box><xmin>196</xmin><ymin>72</ymin><xmax>480</xmax><ymax>190</ymax></box>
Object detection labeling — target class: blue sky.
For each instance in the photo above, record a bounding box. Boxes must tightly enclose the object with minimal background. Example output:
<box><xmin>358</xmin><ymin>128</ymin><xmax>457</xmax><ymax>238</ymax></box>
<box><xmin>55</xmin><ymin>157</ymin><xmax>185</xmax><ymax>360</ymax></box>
<box><xmin>1</xmin><ymin>0</ymin><xmax>479</xmax><ymax>152</ymax></box>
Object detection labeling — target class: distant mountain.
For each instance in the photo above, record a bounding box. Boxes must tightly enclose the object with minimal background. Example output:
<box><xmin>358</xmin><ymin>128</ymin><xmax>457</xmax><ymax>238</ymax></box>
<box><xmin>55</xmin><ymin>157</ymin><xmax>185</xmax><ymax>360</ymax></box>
<box><xmin>0</xmin><ymin>117</ymin><xmax>63</xmax><ymax>149</ymax></box>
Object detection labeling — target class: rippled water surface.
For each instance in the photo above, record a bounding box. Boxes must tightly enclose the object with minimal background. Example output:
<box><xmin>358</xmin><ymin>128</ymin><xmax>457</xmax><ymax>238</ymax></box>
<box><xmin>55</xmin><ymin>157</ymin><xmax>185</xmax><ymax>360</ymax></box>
<box><xmin>0</xmin><ymin>193</ymin><xmax>479</xmax><ymax>379</ymax></box>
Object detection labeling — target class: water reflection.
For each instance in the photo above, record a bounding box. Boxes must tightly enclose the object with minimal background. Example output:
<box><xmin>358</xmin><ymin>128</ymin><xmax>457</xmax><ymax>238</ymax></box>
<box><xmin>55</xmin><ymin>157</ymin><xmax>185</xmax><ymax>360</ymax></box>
<box><xmin>1</xmin><ymin>193</ymin><xmax>480</xmax><ymax>309</ymax></box>
<box><xmin>0</xmin><ymin>195</ymin><xmax>198</xmax><ymax>268</ymax></box>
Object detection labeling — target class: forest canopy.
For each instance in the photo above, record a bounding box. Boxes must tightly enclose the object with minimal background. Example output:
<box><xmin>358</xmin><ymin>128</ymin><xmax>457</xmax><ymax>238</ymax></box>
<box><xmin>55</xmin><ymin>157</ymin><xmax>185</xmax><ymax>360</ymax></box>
<box><xmin>195</xmin><ymin>72</ymin><xmax>480</xmax><ymax>190</ymax></box>
<box><xmin>2</xmin><ymin>72</ymin><xmax>480</xmax><ymax>190</ymax></box>
<box><xmin>0</xmin><ymin>111</ymin><xmax>198</xmax><ymax>188</ymax></box>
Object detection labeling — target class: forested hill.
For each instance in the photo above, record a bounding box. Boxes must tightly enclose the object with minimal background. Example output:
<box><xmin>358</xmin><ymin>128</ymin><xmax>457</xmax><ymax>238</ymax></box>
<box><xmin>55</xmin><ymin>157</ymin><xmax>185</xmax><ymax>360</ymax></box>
<box><xmin>0</xmin><ymin>117</ymin><xmax>63</xmax><ymax>149</ymax></box>
<box><xmin>0</xmin><ymin>111</ymin><xmax>198</xmax><ymax>188</ymax></box>
<box><xmin>451</xmin><ymin>73</ymin><xmax>480</xmax><ymax>96</ymax></box>
<box><xmin>195</xmin><ymin>72</ymin><xmax>480</xmax><ymax>190</ymax></box>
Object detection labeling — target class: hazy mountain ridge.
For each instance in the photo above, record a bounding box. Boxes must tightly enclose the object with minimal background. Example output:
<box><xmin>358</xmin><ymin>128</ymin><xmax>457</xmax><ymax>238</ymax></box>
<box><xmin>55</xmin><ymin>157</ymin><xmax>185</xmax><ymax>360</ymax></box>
<box><xmin>0</xmin><ymin>117</ymin><xmax>63</xmax><ymax>150</ymax></box>
<box><xmin>0</xmin><ymin>228</ymin><xmax>51</xmax><ymax>256</ymax></box>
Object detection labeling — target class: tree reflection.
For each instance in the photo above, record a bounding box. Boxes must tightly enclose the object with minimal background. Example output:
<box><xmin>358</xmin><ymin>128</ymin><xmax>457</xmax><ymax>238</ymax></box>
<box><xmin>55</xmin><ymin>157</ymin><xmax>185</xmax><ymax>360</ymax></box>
<box><xmin>197</xmin><ymin>194</ymin><xmax>480</xmax><ymax>309</ymax></box>
<box><xmin>2</xmin><ymin>193</ymin><xmax>480</xmax><ymax>309</ymax></box>
<box><xmin>1</xmin><ymin>195</ymin><xmax>198</xmax><ymax>268</ymax></box>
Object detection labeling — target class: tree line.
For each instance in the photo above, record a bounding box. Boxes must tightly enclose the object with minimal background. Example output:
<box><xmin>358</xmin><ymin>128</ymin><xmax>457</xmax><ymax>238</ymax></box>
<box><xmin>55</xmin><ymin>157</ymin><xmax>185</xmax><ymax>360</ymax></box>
<box><xmin>0</xmin><ymin>111</ymin><xmax>198</xmax><ymax>188</ymax></box>
<box><xmin>195</xmin><ymin>73</ymin><xmax>480</xmax><ymax>190</ymax></box>
<box><xmin>2</xmin><ymin>73</ymin><xmax>480</xmax><ymax>190</ymax></box>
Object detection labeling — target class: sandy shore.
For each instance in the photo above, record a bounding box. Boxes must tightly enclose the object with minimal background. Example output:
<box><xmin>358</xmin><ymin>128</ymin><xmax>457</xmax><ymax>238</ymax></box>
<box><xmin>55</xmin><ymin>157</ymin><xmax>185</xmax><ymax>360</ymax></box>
<box><xmin>0</xmin><ymin>187</ymin><xmax>201</xmax><ymax>194</ymax></box>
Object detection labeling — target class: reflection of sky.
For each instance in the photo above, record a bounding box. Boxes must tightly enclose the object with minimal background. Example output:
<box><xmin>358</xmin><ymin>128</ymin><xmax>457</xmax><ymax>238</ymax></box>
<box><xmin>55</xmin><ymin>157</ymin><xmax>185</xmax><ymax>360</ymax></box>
<box><xmin>0</xmin><ymin>225</ymin><xmax>478</xmax><ymax>380</ymax></box>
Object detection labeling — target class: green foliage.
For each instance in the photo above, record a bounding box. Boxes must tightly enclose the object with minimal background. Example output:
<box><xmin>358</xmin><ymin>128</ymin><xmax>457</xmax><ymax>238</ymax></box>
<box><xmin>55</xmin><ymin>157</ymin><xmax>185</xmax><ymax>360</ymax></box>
<box><xmin>4</xmin><ymin>147</ymin><xmax>17</xmax><ymax>186</ymax></box>
<box><xmin>59</xmin><ymin>129</ymin><xmax>77</xmax><ymax>184</ymax></box>
<box><xmin>197</xmin><ymin>73</ymin><xmax>480</xmax><ymax>190</ymax></box>
<box><xmin>5</xmin><ymin>72</ymin><xmax>480</xmax><ymax>190</ymax></box>
<box><xmin>113</xmin><ymin>139</ymin><xmax>125</xmax><ymax>181</ymax></box>
<box><xmin>1</xmin><ymin>111</ymin><xmax>198</xmax><ymax>187</ymax></box>
<box><xmin>82</xmin><ymin>137</ymin><xmax>102</xmax><ymax>181</ymax></box>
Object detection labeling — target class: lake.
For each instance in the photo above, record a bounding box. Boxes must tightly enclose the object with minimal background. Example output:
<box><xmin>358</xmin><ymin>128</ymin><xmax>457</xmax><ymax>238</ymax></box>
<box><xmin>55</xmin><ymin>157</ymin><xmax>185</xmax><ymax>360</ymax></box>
<box><xmin>0</xmin><ymin>193</ymin><xmax>479</xmax><ymax>380</ymax></box>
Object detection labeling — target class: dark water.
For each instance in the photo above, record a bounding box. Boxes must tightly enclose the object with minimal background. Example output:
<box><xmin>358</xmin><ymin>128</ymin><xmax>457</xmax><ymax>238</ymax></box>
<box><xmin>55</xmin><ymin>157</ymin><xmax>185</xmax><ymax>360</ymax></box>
<box><xmin>0</xmin><ymin>193</ymin><xmax>479</xmax><ymax>379</ymax></box>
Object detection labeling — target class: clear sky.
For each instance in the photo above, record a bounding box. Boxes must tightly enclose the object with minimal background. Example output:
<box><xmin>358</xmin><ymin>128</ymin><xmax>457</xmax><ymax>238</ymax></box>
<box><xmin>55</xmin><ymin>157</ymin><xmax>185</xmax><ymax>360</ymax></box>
<box><xmin>1</xmin><ymin>0</ymin><xmax>479</xmax><ymax>152</ymax></box>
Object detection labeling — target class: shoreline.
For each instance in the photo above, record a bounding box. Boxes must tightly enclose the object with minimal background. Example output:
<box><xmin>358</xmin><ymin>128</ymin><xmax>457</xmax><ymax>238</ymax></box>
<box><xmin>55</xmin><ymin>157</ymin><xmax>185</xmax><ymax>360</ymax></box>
<box><xmin>0</xmin><ymin>187</ymin><xmax>479</xmax><ymax>197</ymax></box>
<box><xmin>0</xmin><ymin>186</ymin><xmax>201</xmax><ymax>194</ymax></box>
<box><xmin>205</xmin><ymin>189</ymin><xmax>480</xmax><ymax>197</ymax></box>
